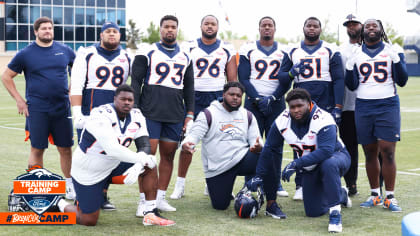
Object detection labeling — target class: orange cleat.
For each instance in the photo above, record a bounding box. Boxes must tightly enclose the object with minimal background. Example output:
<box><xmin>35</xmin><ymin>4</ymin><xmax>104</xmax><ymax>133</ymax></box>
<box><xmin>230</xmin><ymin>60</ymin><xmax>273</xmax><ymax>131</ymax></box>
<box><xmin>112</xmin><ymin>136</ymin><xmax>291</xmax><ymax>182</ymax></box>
<box><xmin>143</xmin><ymin>209</ymin><xmax>176</xmax><ymax>226</ymax></box>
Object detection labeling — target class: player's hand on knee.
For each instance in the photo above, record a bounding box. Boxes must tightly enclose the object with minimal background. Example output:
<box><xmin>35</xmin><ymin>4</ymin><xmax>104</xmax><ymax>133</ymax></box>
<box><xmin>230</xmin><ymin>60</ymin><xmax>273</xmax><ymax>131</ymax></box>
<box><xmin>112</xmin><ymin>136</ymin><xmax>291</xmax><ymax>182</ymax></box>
<box><xmin>246</xmin><ymin>176</ymin><xmax>263</xmax><ymax>192</ymax></box>
<box><xmin>282</xmin><ymin>161</ymin><xmax>297</xmax><ymax>182</ymax></box>
<box><xmin>123</xmin><ymin>162</ymin><xmax>145</xmax><ymax>185</ymax></box>
<box><xmin>137</xmin><ymin>152</ymin><xmax>157</xmax><ymax>169</ymax></box>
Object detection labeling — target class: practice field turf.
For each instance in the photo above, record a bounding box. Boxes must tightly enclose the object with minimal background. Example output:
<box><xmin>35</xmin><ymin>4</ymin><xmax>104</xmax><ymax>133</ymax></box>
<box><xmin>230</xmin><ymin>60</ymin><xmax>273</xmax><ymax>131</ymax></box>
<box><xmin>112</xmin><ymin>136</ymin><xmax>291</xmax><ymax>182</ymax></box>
<box><xmin>0</xmin><ymin>76</ymin><xmax>419</xmax><ymax>235</ymax></box>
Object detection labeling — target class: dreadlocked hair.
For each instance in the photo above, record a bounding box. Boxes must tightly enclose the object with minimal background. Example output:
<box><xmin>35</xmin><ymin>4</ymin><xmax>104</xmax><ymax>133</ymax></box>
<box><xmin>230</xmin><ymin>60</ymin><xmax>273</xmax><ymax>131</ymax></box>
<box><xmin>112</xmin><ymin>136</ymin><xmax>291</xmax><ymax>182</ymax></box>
<box><xmin>361</xmin><ymin>19</ymin><xmax>389</xmax><ymax>44</ymax></box>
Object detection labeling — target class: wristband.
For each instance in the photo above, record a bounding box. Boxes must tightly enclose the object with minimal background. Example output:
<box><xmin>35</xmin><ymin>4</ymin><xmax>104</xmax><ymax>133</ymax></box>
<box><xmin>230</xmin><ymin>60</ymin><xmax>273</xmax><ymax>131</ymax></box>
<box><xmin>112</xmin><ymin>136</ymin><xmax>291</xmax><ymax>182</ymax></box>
<box><xmin>186</xmin><ymin>114</ymin><xmax>194</xmax><ymax>119</ymax></box>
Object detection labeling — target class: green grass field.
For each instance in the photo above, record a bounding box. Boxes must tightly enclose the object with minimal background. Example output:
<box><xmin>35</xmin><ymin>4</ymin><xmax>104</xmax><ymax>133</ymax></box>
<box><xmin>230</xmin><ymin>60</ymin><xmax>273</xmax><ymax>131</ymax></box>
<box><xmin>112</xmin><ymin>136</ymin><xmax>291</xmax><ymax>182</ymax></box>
<box><xmin>0</xmin><ymin>76</ymin><xmax>419</xmax><ymax>235</ymax></box>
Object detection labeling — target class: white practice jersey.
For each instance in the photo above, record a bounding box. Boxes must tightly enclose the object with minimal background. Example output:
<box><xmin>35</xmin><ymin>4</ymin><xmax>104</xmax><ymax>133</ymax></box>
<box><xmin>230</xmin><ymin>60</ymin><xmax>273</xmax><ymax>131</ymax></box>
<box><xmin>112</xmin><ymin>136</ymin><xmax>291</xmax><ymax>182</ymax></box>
<box><xmin>183</xmin><ymin>39</ymin><xmax>235</xmax><ymax>92</ymax></box>
<box><xmin>275</xmin><ymin>106</ymin><xmax>340</xmax><ymax>171</ymax></box>
<box><xmin>288</xmin><ymin>41</ymin><xmax>338</xmax><ymax>83</ymax></box>
<box><xmin>139</xmin><ymin>42</ymin><xmax>191</xmax><ymax>90</ymax></box>
<box><xmin>70</xmin><ymin>45</ymin><xmax>131</xmax><ymax>96</ymax></box>
<box><xmin>339</xmin><ymin>42</ymin><xmax>360</xmax><ymax>111</ymax></box>
<box><xmin>239</xmin><ymin>41</ymin><xmax>285</xmax><ymax>96</ymax></box>
<box><xmin>353</xmin><ymin>43</ymin><xmax>402</xmax><ymax>99</ymax></box>
<box><xmin>71</xmin><ymin>104</ymin><xmax>148</xmax><ymax>185</ymax></box>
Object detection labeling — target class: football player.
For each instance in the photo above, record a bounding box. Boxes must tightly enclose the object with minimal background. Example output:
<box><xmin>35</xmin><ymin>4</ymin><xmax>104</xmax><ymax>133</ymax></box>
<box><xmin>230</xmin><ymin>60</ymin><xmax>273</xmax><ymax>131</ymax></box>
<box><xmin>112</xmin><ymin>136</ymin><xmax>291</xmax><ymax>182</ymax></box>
<box><xmin>131</xmin><ymin>15</ymin><xmax>194</xmax><ymax>214</ymax></box>
<box><xmin>345</xmin><ymin>19</ymin><xmax>408</xmax><ymax>212</ymax></box>
<box><xmin>238</xmin><ymin>16</ymin><xmax>289</xmax><ymax>197</ymax></box>
<box><xmin>247</xmin><ymin>88</ymin><xmax>351</xmax><ymax>233</ymax></box>
<box><xmin>170</xmin><ymin>14</ymin><xmax>237</xmax><ymax>200</ymax></box>
<box><xmin>1</xmin><ymin>17</ymin><xmax>75</xmax><ymax>201</ymax></box>
<box><xmin>70</xmin><ymin>21</ymin><xmax>131</xmax><ymax>210</ymax></box>
<box><xmin>278</xmin><ymin>17</ymin><xmax>345</xmax><ymax>200</ymax></box>
<box><xmin>57</xmin><ymin>85</ymin><xmax>175</xmax><ymax>226</ymax></box>
<box><xmin>339</xmin><ymin>14</ymin><xmax>362</xmax><ymax>197</ymax></box>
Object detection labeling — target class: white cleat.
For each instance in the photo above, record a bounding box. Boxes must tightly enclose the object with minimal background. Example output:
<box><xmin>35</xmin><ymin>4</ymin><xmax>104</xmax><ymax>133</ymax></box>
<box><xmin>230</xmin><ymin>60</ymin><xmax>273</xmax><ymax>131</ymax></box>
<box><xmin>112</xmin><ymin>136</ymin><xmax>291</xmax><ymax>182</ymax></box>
<box><xmin>157</xmin><ymin>199</ymin><xmax>176</xmax><ymax>212</ymax></box>
<box><xmin>136</xmin><ymin>200</ymin><xmax>146</xmax><ymax>218</ymax></box>
<box><xmin>277</xmin><ymin>186</ymin><xmax>289</xmax><ymax>197</ymax></box>
<box><xmin>293</xmin><ymin>187</ymin><xmax>303</xmax><ymax>201</ymax></box>
<box><xmin>170</xmin><ymin>187</ymin><xmax>185</xmax><ymax>200</ymax></box>
<box><xmin>65</xmin><ymin>184</ymin><xmax>76</xmax><ymax>200</ymax></box>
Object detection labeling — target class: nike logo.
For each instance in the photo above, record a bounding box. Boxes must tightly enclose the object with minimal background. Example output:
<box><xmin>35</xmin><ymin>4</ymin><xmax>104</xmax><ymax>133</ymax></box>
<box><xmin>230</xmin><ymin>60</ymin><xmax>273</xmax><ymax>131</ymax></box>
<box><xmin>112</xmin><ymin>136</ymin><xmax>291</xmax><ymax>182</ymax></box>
<box><xmin>323</xmin><ymin>128</ymin><xmax>329</xmax><ymax>132</ymax></box>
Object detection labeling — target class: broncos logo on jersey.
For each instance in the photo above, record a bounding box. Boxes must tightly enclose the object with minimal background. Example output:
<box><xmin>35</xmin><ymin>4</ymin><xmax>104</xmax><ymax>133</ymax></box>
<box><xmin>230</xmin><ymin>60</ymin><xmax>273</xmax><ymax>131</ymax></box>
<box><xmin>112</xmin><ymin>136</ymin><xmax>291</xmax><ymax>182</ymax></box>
<box><xmin>220</xmin><ymin>123</ymin><xmax>244</xmax><ymax>140</ymax></box>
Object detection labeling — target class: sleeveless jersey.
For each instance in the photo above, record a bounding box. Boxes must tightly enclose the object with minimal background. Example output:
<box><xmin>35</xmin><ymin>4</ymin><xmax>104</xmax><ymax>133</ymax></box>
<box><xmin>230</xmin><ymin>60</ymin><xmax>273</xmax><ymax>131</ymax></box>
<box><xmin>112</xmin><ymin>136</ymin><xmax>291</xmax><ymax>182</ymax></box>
<box><xmin>140</xmin><ymin>42</ymin><xmax>191</xmax><ymax>90</ymax></box>
<box><xmin>353</xmin><ymin>43</ymin><xmax>401</xmax><ymax>99</ymax></box>
<box><xmin>239</xmin><ymin>41</ymin><xmax>285</xmax><ymax>96</ymax></box>
<box><xmin>183</xmin><ymin>39</ymin><xmax>235</xmax><ymax>92</ymax></box>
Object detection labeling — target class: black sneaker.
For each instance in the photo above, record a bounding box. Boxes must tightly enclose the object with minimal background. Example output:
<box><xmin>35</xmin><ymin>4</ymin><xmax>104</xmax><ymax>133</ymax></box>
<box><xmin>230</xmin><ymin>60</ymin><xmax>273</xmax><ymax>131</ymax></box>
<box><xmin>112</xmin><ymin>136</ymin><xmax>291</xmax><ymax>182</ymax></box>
<box><xmin>265</xmin><ymin>202</ymin><xmax>287</xmax><ymax>219</ymax></box>
<box><xmin>101</xmin><ymin>192</ymin><xmax>116</xmax><ymax>211</ymax></box>
<box><xmin>348</xmin><ymin>185</ymin><xmax>359</xmax><ymax>197</ymax></box>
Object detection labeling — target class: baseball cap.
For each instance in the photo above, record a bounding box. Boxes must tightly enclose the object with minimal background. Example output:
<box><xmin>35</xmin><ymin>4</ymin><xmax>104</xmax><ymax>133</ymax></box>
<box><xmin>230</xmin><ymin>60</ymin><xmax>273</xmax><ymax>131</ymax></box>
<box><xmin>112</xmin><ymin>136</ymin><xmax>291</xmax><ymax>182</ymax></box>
<box><xmin>343</xmin><ymin>14</ymin><xmax>362</xmax><ymax>26</ymax></box>
<box><xmin>101</xmin><ymin>21</ymin><xmax>120</xmax><ymax>33</ymax></box>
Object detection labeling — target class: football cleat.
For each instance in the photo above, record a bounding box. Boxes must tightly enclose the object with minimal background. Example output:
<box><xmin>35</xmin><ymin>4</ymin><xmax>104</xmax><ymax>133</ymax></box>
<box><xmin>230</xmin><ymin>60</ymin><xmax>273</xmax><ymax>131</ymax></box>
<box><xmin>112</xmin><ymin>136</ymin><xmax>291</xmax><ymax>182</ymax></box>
<box><xmin>170</xmin><ymin>187</ymin><xmax>185</xmax><ymax>200</ymax></box>
<box><xmin>143</xmin><ymin>208</ymin><xmax>176</xmax><ymax>226</ymax></box>
<box><xmin>341</xmin><ymin>187</ymin><xmax>352</xmax><ymax>208</ymax></box>
<box><xmin>101</xmin><ymin>192</ymin><xmax>116</xmax><ymax>211</ymax></box>
<box><xmin>157</xmin><ymin>199</ymin><xmax>176</xmax><ymax>212</ymax></box>
<box><xmin>265</xmin><ymin>202</ymin><xmax>287</xmax><ymax>219</ymax></box>
<box><xmin>65</xmin><ymin>183</ymin><xmax>76</xmax><ymax>200</ymax></box>
<box><xmin>360</xmin><ymin>195</ymin><xmax>383</xmax><ymax>208</ymax></box>
<box><xmin>135</xmin><ymin>200</ymin><xmax>146</xmax><ymax>218</ymax></box>
<box><xmin>293</xmin><ymin>186</ymin><xmax>303</xmax><ymax>201</ymax></box>
<box><xmin>383</xmin><ymin>195</ymin><xmax>402</xmax><ymax>212</ymax></box>
<box><xmin>328</xmin><ymin>210</ymin><xmax>342</xmax><ymax>233</ymax></box>
<box><xmin>277</xmin><ymin>185</ymin><xmax>289</xmax><ymax>197</ymax></box>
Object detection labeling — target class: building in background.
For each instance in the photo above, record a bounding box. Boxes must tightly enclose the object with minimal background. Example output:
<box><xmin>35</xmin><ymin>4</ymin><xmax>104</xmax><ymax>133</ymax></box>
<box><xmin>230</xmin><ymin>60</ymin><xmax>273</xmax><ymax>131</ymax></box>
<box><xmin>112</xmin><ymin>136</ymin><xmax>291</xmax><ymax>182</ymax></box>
<box><xmin>0</xmin><ymin>0</ymin><xmax>126</xmax><ymax>52</ymax></box>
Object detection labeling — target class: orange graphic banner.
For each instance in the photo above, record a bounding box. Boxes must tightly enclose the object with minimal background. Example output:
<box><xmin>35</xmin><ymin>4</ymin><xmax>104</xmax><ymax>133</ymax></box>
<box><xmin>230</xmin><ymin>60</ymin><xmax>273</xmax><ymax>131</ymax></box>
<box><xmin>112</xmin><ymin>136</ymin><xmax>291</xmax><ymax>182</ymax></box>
<box><xmin>0</xmin><ymin>212</ymin><xmax>76</xmax><ymax>225</ymax></box>
<box><xmin>13</xmin><ymin>180</ymin><xmax>66</xmax><ymax>194</ymax></box>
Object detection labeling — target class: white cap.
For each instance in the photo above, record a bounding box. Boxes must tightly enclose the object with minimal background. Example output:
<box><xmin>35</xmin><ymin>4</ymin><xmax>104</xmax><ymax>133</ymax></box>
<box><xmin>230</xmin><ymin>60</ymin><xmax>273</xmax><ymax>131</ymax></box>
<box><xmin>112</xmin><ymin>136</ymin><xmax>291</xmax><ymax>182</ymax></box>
<box><xmin>343</xmin><ymin>14</ymin><xmax>362</xmax><ymax>26</ymax></box>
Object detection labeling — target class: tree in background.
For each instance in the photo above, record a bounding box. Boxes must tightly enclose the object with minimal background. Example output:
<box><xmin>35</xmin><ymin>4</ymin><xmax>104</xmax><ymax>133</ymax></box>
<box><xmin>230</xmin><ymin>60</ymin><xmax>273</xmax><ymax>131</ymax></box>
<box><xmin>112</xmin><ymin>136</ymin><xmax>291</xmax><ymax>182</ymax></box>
<box><xmin>320</xmin><ymin>18</ymin><xmax>339</xmax><ymax>45</ymax></box>
<box><xmin>142</xmin><ymin>22</ymin><xmax>160</xmax><ymax>43</ymax></box>
<box><xmin>126</xmin><ymin>19</ymin><xmax>142</xmax><ymax>49</ymax></box>
<box><xmin>384</xmin><ymin>22</ymin><xmax>404</xmax><ymax>46</ymax></box>
<box><xmin>220</xmin><ymin>30</ymin><xmax>248</xmax><ymax>40</ymax></box>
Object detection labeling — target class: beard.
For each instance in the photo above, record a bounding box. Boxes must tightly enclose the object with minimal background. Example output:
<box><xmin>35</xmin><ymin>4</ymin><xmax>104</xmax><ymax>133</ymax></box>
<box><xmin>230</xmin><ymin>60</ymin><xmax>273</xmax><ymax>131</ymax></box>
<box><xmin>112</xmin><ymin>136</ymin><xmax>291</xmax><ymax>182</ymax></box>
<box><xmin>304</xmin><ymin>32</ymin><xmax>320</xmax><ymax>42</ymax></box>
<box><xmin>363</xmin><ymin>31</ymin><xmax>381</xmax><ymax>43</ymax></box>
<box><xmin>38</xmin><ymin>36</ymin><xmax>53</xmax><ymax>44</ymax></box>
<box><xmin>202</xmin><ymin>31</ymin><xmax>217</xmax><ymax>40</ymax></box>
<box><xmin>291</xmin><ymin>109</ymin><xmax>311</xmax><ymax>124</ymax></box>
<box><xmin>102</xmin><ymin>40</ymin><xmax>120</xmax><ymax>50</ymax></box>
<box><xmin>347</xmin><ymin>30</ymin><xmax>361</xmax><ymax>41</ymax></box>
<box><xmin>163</xmin><ymin>36</ymin><xmax>176</xmax><ymax>44</ymax></box>
<box><xmin>262</xmin><ymin>35</ymin><xmax>272</xmax><ymax>41</ymax></box>
<box><xmin>224</xmin><ymin>101</ymin><xmax>240</xmax><ymax>112</ymax></box>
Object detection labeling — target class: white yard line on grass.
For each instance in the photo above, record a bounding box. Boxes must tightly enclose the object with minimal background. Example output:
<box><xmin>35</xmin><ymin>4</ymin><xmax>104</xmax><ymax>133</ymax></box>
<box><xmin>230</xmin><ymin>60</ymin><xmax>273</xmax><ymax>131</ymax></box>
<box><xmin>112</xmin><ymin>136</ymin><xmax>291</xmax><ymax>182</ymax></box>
<box><xmin>408</xmin><ymin>168</ymin><xmax>420</xmax><ymax>171</ymax></box>
<box><xmin>401</xmin><ymin>128</ymin><xmax>420</xmax><ymax>132</ymax></box>
<box><xmin>0</xmin><ymin>125</ymin><xmax>24</xmax><ymax>131</ymax></box>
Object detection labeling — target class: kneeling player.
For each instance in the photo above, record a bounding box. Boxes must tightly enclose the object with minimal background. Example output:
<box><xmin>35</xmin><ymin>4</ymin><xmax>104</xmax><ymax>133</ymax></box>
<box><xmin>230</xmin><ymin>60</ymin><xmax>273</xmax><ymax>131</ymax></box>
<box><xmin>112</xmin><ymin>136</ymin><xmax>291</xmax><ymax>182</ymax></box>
<box><xmin>247</xmin><ymin>88</ymin><xmax>351</xmax><ymax>233</ymax></box>
<box><xmin>57</xmin><ymin>85</ymin><xmax>174</xmax><ymax>226</ymax></box>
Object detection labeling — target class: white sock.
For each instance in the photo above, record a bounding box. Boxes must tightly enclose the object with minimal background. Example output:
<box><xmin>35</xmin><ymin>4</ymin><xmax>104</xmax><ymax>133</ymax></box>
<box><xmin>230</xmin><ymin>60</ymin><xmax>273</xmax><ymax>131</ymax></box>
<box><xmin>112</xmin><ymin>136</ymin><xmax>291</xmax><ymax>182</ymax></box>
<box><xmin>145</xmin><ymin>200</ymin><xmax>157</xmax><ymax>212</ymax></box>
<box><xmin>385</xmin><ymin>191</ymin><xmax>394</xmax><ymax>198</ymax></box>
<box><xmin>157</xmin><ymin>189</ymin><xmax>166</xmax><ymax>201</ymax></box>
<box><xmin>65</xmin><ymin>178</ymin><xmax>73</xmax><ymax>186</ymax></box>
<box><xmin>371</xmin><ymin>188</ymin><xmax>380</xmax><ymax>196</ymax></box>
<box><xmin>329</xmin><ymin>204</ymin><xmax>341</xmax><ymax>214</ymax></box>
<box><xmin>139</xmin><ymin>192</ymin><xmax>145</xmax><ymax>202</ymax></box>
<box><xmin>57</xmin><ymin>199</ymin><xmax>70</xmax><ymax>212</ymax></box>
<box><xmin>176</xmin><ymin>177</ymin><xmax>185</xmax><ymax>187</ymax></box>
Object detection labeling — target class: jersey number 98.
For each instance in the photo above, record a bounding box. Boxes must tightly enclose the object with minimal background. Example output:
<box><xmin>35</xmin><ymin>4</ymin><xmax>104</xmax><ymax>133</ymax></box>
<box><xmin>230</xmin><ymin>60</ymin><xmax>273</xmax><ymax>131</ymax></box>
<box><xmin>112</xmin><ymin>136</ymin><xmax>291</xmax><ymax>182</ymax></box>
<box><xmin>96</xmin><ymin>66</ymin><xmax>125</xmax><ymax>88</ymax></box>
